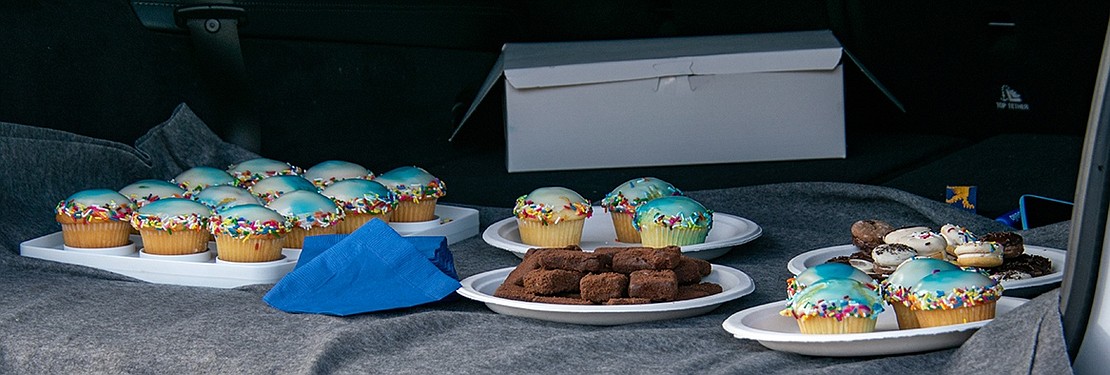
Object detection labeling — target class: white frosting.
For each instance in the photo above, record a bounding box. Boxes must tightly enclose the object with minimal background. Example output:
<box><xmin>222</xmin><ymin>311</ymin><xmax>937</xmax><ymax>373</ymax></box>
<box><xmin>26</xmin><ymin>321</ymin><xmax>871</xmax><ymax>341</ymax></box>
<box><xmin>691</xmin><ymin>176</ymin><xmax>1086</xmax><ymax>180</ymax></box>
<box><xmin>883</xmin><ymin>226</ymin><xmax>930</xmax><ymax>244</ymax></box>
<box><xmin>871</xmin><ymin>244</ymin><xmax>917</xmax><ymax>272</ymax></box>
<box><xmin>890</xmin><ymin>230</ymin><xmax>947</xmax><ymax>257</ymax></box>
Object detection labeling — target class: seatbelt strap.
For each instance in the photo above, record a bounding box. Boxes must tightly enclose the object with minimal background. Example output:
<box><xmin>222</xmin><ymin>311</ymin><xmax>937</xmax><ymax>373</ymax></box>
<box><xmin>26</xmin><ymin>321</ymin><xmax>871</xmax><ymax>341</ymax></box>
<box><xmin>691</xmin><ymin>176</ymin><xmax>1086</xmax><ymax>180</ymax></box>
<box><xmin>175</xmin><ymin>4</ymin><xmax>261</xmax><ymax>152</ymax></box>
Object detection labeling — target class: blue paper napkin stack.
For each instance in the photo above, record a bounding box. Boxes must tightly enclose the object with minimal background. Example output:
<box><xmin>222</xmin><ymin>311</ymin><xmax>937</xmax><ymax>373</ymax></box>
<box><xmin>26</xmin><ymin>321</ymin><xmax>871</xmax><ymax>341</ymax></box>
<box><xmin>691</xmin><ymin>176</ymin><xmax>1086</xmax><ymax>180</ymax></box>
<box><xmin>263</xmin><ymin>219</ymin><xmax>461</xmax><ymax>316</ymax></box>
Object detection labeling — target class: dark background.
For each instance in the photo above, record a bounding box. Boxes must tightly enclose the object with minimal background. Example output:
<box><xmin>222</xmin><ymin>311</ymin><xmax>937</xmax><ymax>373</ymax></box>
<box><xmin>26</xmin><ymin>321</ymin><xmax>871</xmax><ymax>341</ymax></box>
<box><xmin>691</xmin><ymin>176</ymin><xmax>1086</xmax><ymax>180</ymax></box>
<box><xmin>2</xmin><ymin>1</ymin><xmax>1107</xmax><ymax>220</ymax></box>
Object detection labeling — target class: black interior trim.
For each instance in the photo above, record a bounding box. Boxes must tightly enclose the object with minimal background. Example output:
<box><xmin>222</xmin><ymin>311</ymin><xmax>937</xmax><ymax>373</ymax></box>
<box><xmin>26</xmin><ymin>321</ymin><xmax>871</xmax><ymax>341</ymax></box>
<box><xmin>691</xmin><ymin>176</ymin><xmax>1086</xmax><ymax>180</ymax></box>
<box><xmin>131</xmin><ymin>0</ymin><xmax>520</xmax><ymax>50</ymax></box>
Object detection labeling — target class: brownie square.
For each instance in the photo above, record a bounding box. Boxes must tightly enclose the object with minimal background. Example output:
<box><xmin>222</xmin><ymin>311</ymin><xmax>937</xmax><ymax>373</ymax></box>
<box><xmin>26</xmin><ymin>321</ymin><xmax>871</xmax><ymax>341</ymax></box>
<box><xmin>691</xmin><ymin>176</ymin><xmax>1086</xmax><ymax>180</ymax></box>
<box><xmin>579</xmin><ymin>272</ymin><xmax>629</xmax><ymax>303</ymax></box>
<box><xmin>627</xmin><ymin>269</ymin><xmax>678</xmax><ymax>301</ymax></box>
<box><xmin>673</xmin><ymin>256</ymin><xmax>713</xmax><ymax>284</ymax></box>
<box><xmin>531</xmin><ymin>295</ymin><xmax>595</xmax><ymax>305</ymax></box>
<box><xmin>604</xmin><ymin>297</ymin><xmax>653</xmax><ymax>305</ymax></box>
<box><xmin>504</xmin><ymin>246</ymin><xmax>582</xmax><ymax>286</ymax></box>
<box><xmin>493</xmin><ymin>283</ymin><xmax>536</xmax><ymax>302</ymax></box>
<box><xmin>523</xmin><ymin>269</ymin><xmax>584</xmax><ymax>295</ymax></box>
<box><xmin>592</xmin><ymin>247</ymin><xmax>632</xmax><ymax>257</ymax></box>
<box><xmin>611</xmin><ymin>247</ymin><xmax>682</xmax><ymax>274</ymax></box>
<box><xmin>536</xmin><ymin>249</ymin><xmax>610</xmax><ymax>273</ymax></box>
<box><xmin>675</xmin><ymin>282</ymin><xmax>724</xmax><ymax>301</ymax></box>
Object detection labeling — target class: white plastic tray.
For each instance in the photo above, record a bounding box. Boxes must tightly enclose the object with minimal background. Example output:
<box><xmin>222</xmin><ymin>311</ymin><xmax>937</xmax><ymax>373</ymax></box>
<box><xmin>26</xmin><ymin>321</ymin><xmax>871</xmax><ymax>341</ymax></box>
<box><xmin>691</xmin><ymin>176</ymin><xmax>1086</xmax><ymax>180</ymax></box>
<box><xmin>20</xmin><ymin>204</ymin><xmax>479</xmax><ymax>288</ymax></box>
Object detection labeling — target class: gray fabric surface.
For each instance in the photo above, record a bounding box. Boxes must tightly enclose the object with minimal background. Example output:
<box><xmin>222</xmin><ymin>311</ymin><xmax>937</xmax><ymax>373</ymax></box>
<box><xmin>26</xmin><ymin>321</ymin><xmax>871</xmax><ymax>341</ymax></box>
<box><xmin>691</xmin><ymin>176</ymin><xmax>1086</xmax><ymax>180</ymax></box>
<box><xmin>0</xmin><ymin>106</ymin><xmax>1073</xmax><ymax>374</ymax></box>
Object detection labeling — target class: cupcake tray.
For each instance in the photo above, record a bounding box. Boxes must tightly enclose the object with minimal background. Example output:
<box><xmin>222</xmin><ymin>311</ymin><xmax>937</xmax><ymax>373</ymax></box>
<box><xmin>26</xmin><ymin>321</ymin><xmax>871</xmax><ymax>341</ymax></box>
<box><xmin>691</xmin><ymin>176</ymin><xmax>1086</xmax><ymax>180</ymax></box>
<box><xmin>19</xmin><ymin>204</ymin><xmax>480</xmax><ymax>288</ymax></box>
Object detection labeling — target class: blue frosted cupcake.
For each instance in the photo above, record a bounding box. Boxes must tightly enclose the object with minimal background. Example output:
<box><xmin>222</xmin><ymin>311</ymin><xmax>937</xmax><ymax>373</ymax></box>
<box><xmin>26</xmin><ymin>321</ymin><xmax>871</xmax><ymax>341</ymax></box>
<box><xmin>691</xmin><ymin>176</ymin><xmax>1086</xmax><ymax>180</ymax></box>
<box><xmin>882</xmin><ymin>257</ymin><xmax>962</xmax><ymax>329</ymax></box>
<box><xmin>172</xmin><ymin>166</ymin><xmax>236</xmax><ymax>197</ymax></box>
<box><xmin>633</xmin><ymin>196</ymin><xmax>713</xmax><ymax>248</ymax></box>
<box><xmin>208</xmin><ymin>204</ymin><xmax>291</xmax><ymax>262</ymax></box>
<box><xmin>513</xmin><ymin>187</ymin><xmax>593</xmax><ymax>247</ymax></box>
<box><xmin>226</xmin><ymin>157</ymin><xmax>302</xmax><ymax>187</ymax></box>
<box><xmin>304</xmin><ymin>160</ymin><xmax>374</xmax><ymax>188</ymax></box>
<box><xmin>600</xmin><ymin>177</ymin><xmax>683</xmax><ymax>243</ymax></box>
<box><xmin>910</xmin><ymin>269</ymin><xmax>1003</xmax><ymax>328</ymax></box>
<box><xmin>248</xmin><ymin>175</ymin><xmax>318</xmax><ymax>203</ymax></box>
<box><xmin>55</xmin><ymin>189</ymin><xmax>135</xmax><ymax>248</ymax></box>
<box><xmin>193</xmin><ymin>185</ymin><xmax>263</xmax><ymax>211</ymax></box>
<box><xmin>119</xmin><ymin>179</ymin><xmax>186</xmax><ymax>208</ymax></box>
<box><xmin>266</xmin><ymin>190</ymin><xmax>344</xmax><ymax>248</ymax></box>
<box><xmin>781</xmin><ymin>279</ymin><xmax>884</xmax><ymax>334</ymax></box>
<box><xmin>787</xmin><ymin>262</ymin><xmax>875</xmax><ymax>298</ymax></box>
<box><xmin>374</xmin><ymin>166</ymin><xmax>446</xmax><ymax>222</ymax></box>
<box><xmin>321</xmin><ymin>179</ymin><xmax>398</xmax><ymax>234</ymax></box>
<box><xmin>130</xmin><ymin>198</ymin><xmax>212</xmax><ymax>255</ymax></box>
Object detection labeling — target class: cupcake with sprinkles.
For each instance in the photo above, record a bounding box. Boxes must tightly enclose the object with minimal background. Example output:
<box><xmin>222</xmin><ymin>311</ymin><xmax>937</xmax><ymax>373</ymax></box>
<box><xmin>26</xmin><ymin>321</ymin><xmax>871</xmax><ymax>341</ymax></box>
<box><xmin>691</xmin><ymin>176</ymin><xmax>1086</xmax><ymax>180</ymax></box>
<box><xmin>373</xmin><ymin>166</ymin><xmax>446</xmax><ymax>222</ymax></box>
<box><xmin>119</xmin><ymin>179</ymin><xmax>186</xmax><ymax>208</ymax></box>
<box><xmin>266</xmin><ymin>190</ymin><xmax>345</xmax><ymax>249</ymax></box>
<box><xmin>172</xmin><ymin>166</ymin><xmax>236</xmax><ymax>197</ymax></box>
<box><xmin>513</xmin><ymin>187</ymin><xmax>593</xmax><ymax>247</ymax></box>
<box><xmin>248</xmin><ymin>174</ymin><xmax>318</xmax><ymax>203</ymax></box>
<box><xmin>226</xmin><ymin>157</ymin><xmax>303</xmax><ymax>187</ymax></box>
<box><xmin>787</xmin><ymin>262</ymin><xmax>875</xmax><ymax>298</ymax></box>
<box><xmin>193</xmin><ymin>185</ymin><xmax>262</xmax><ymax>212</ymax></box>
<box><xmin>882</xmin><ymin>257</ymin><xmax>962</xmax><ymax>329</ymax></box>
<box><xmin>909</xmin><ymin>269</ymin><xmax>1003</xmax><ymax>328</ymax></box>
<box><xmin>781</xmin><ymin>278</ymin><xmax>884</xmax><ymax>334</ymax></box>
<box><xmin>321</xmin><ymin>179</ymin><xmax>398</xmax><ymax>234</ymax></box>
<box><xmin>129</xmin><ymin>198</ymin><xmax>212</xmax><ymax>255</ymax></box>
<box><xmin>600</xmin><ymin>177</ymin><xmax>683</xmax><ymax>243</ymax></box>
<box><xmin>208</xmin><ymin>204</ymin><xmax>291</xmax><ymax>262</ymax></box>
<box><xmin>55</xmin><ymin>189</ymin><xmax>135</xmax><ymax>248</ymax></box>
<box><xmin>304</xmin><ymin>160</ymin><xmax>374</xmax><ymax>188</ymax></box>
<box><xmin>633</xmin><ymin>196</ymin><xmax>713</xmax><ymax>248</ymax></box>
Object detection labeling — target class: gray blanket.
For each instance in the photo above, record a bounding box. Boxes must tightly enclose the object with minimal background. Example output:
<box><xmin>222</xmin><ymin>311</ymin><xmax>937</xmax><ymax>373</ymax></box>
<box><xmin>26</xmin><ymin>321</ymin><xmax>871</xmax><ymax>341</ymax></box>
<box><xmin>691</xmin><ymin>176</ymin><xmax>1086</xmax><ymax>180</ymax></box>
<box><xmin>0</xmin><ymin>104</ymin><xmax>1072</xmax><ymax>374</ymax></box>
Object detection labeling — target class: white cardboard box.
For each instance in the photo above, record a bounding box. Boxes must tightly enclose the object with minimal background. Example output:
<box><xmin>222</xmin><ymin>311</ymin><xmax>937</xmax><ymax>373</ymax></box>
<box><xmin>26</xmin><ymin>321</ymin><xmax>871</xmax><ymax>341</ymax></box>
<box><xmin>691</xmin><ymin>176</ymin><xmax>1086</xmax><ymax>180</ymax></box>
<box><xmin>454</xmin><ymin>30</ymin><xmax>849</xmax><ymax>172</ymax></box>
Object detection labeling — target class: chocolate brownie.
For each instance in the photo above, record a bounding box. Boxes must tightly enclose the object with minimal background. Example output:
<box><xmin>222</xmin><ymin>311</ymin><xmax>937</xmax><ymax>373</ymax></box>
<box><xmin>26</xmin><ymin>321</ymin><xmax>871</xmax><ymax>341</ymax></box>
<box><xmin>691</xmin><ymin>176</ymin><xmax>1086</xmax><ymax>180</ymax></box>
<box><xmin>537</xmin><ymin>249</ymin><xmax>610</xmax><ymax>273</ymax></box>
<box><xmin>592</xmin><ymin>247</ymin><xmax>632</xmax><ymax>257</ymax></box>
<box><xmin>627</xmin><ymin>269</ymin><xmax>678</xmax><ymax>301</ymax></box>
<box><xmin>493</xmin><ymin>283</ymin><xmax>536</xmax><ymax>302</ymax></box>
<box><xmin>611</xmin><ymin>247</ymin><xmax>682</xmax><ymax>273</ymax></box>
<box><xmin>579</xmin><ymin>272</ymin><xmax>629</xmax><ymax>303</ymax></box>
<box><xmin>604</xmin><ymin>297</ymin><xmax>653</xmax><ymax>305</ymax></box>
<box><xmin>504</xmin><ymin>246</ymin><xmax>579</xmax><ymax>286</ymax></box>
<box><xmin>532</xmin><ymin>295</ymin><xmax>595</xmax><ymax>305</ymax></box>
<box><xmin>673</xmin><ymin>256</ymin><xmax>712</xmax><ymax>284</ymax></box>
<box><xmin>675</xmin><ymin>282</ymin><xmax>723</xmax><ymax>301</ymax></box>
<box><xmin>523</xmin><ymin>269</ymin><xmax>584</xmax><ymax>295</ymax></box>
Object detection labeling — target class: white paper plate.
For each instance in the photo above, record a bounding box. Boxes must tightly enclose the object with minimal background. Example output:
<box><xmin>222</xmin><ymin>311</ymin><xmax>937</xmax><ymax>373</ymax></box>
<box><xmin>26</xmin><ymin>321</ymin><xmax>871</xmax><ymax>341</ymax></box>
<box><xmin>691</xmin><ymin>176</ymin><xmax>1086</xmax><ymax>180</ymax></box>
<box><xmin>722</xmin><ymin>296</ymin><xmax>1028</xmax><ymax>356</ymax></box>
<box><xmin>786</xmin><ymin>244</ymin><xmax>1065</xmax><ymax>291</ymax></box>
<box><xmin>457</xmin><ymin>264</ymin><xmax>755</xmax><ymax>325</ymax></box>
<box><xmin>482</xmin><ymin>208</ymin><xmax>762</xmax><ymax>260</ymax></box>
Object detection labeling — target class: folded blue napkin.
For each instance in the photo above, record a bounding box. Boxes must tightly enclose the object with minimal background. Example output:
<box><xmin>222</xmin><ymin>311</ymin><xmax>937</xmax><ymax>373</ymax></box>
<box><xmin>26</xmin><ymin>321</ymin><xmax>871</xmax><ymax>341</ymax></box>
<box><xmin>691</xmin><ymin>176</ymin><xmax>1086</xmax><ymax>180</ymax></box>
<box><xmin>263</xmin><ymin>219</ymin><xmax>461</xmax><ymax>316</ymax></box>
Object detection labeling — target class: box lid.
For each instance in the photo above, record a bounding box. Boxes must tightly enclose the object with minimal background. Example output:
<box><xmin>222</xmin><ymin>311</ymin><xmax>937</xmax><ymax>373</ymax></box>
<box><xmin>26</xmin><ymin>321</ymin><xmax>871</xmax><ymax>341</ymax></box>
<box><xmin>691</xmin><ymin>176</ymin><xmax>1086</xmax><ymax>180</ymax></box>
<box><xmin>451</xmin><ymin>30</ymin><xmax>846</xmax><ymax>140</ymax></box>
<box><xmin>503</xmin><ymin>30</ymin><xmax>843</xmax><ymax>89</ymax></box>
